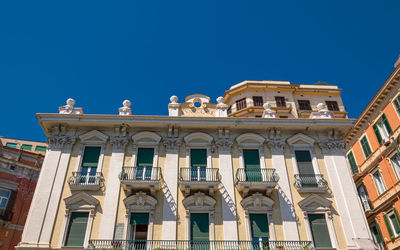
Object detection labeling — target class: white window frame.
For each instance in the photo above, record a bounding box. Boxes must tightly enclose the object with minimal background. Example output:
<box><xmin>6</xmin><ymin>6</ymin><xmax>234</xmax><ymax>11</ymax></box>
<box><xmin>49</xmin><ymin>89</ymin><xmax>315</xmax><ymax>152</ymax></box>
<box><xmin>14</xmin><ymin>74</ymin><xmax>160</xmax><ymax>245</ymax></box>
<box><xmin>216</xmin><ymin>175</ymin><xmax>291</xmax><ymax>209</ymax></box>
<box><xmin>304</xmin><ymin>212</ymin><xmax>337</xmax><ymax>249</ymax></box>
<box><xmin>392</xmin><ymin>93</ymin><xmax>400</xmax><ymax>118</ymax></box>
<box><xmin>184</xmin><ymin>132</ymin><xmax>213</xmax><ymax>169</ymax></box>
<box><xmin>387</xmin><ymin>210</ymin><xmax>400</xmax><ymax>237</ymax></box>
<box><xmin>75</xmin><ymin>130</ymin><xmax>109</xmax><ymax>173</ymax></box>
<box><xmin>372</xmin><ymin>169</ymin><xmax>387</xmax><ymax>195</ymax></box>
<box><xmin>357</xmin><ymin>184</ymin><xmax>371</xmax><ymax>211</ymax></box>
<box><xmin>0</xmin><ymin>188</ymin><xmax>11</xmax><ymax>215</ymax></box>
<box><xmin>389</xmin><ymin>152</ymin><xmax>400</xmax><ymax>181</ymax></box>
<box><xmin>287</xmin><ymin>133</ymin><xmax>321</xmax><ymax>176</ymax></box>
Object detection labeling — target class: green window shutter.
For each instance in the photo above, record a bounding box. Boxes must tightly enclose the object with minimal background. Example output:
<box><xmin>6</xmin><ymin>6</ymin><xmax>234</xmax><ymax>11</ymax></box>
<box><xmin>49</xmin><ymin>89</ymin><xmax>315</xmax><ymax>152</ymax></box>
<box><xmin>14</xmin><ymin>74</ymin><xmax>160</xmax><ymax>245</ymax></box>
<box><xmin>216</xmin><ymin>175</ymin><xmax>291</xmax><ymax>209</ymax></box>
<box><xmin>190</xmin><ymin>149</ymin><xmax>207</xmax><ymax>168</ymax></box>
<box><xmin>392</xmin><ymin>209</ymin><xmax>400</xmax><ymax>234</ymax></box>
<box><xmin>249</xmin><ymin>214</ymin><xmax>269</xmax><ymax>240</ymax></box>
<box><xmin>308</xmin><ymin>214</ymin><xmax>332</xmax><ymax>248</ymax></box>
<box><xmin>295</xmin><ymin>151</ymin><xmax>315</xmax><ymax>175</ymax></box>
<box><xmin>373</xmin><ymin>124</ymin><xmax>383</xmax><ymax>145</ymax></box>
<box><xmin>361</xmin><ymin>136</ymin><xmax>372</xmax><ymax>158</ymax></box>
<box><xmin>190</xmin><ymin>213</ymin><xmax>209</xmax><ymax>241</ymax></box>
<box><xmin>81</xmin><ymin>147</ymin><xmax>101</xmax><ymax>169</ymax></box>
<box><xmin>5</xmin><ymin>143</ymin><xmax>17</xmax><ymax>149</ymax></box>
<box><xmin>347</xmin><ymin>152</ymin><xmax>359</xmax><ymax>174</ymax></box>
<box><xmin>382</xmin><ymin>113</ymin><xmax>393</xmax><ymax>134</ymax></box>
<box><xmin>243</xmin><ymin>150</ymin><xmax>262</xmax><ymax>181</ymax></box>
<box><xmin>130</xmin><ymin>213</ymin><xmax>149</xmax><ymax>225</ymax></box>
<box><xmin>137</xmin><ymin>148</ymin><xmax>154</xmax><ymax>167</ymax></box>
<box><xmin>394</xmin><ymin>98</ymin><xmax>400</xmax><ymax>114</ymax></box>
<box><xmin>384</xmin><ymin>213</ymin><xmax>395</xmax><ymax>239</ymax></box>
<box><xmin>373</xmin><ymin>219</ymin><xmax>384</xmax><ymax>243</ymax></box>
<box><xmin>21</xmin><ymin>144</ymin><xmax>32</xmax><ymax>150</ymax></box>
<box><xmin>35</xmin><ymin>146</ymin><xmax>46</xmax><ymax>152</ymax></box>
<box><xmin>65</xmin><ymin>212</ymin><xmax>89</xmax><ymax>246</ymax></box>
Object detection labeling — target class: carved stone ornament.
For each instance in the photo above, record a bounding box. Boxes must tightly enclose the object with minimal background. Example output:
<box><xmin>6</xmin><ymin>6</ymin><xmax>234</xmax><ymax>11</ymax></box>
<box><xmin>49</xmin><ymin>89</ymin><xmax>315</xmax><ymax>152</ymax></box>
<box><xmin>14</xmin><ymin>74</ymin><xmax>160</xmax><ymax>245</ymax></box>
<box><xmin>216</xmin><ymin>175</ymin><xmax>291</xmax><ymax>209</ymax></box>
<box><xmin>311</xmin><ymin>103</ymin><xmax>333</xmax><ymax>119</ymax></box>
<box><xmin>183</xmin><ymin>192</ymin><xmax>216</xmax><ymax>211</ymax></box>
<box><xmin>266</xmin><ymin>139</ymin><xmax>285</xmax><ymax>152</ymax></box>
<box><xmin>215</xmin><ymin>138</ymin><xmax>233</xmax><ymax>152</ymax></box>
<box><xmin>123</xmin><ymin>191</ymin><xmax>157</xmax><ymax>211</ymax></box>
<box><xmin>318</xmin><ymin>140</ymin><xmax>346</xmax><ymax>153</ymax></box>
<box><xmin>59</xmin><ymin>98</ymin><xmax>83</xmax><ymax>115</ymax></box>
<box><xmin>119</xmin><ymin>100</ymin><xmax>132</xmax><ymax>116</ymax></box>
<box><xmin>240</xmin><ymin>192</ymin><xmax>274</xmax><ymax>212</ymax></box>
<box><xmin>47</xmin><ymin>135</ymin><xmax>76</xmax><ymax>149</ymax></box>
<box><xmin>110</xmin><ymin>136</ymin><xmax>129</xmax><ymax>150</ymax></box>
<box><xmin>163</xmin><ymin>137</ymin><xmax>182</xmax><ymax>151</ymax></box>
<box><xmin>263</xmin><ymin>102</ymin><xmax>276</xmax><ymax>118</ymax></box>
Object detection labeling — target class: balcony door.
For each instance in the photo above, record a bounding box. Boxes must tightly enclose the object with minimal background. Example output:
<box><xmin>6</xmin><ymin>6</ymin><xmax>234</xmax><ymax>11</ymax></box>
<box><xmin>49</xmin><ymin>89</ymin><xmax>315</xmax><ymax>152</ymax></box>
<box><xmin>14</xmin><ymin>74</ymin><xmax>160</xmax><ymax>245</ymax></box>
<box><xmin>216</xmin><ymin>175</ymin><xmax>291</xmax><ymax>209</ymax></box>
<box><xmin>130</xmin><ymin>213</ymin><xmax>149</xmax><ymax>241</ymax></box>
<box><xmin>295</xmin><ymin>150</ymin><xmax>316</xmax><ymax>186</ymax></box>
<box><xmin>190</xmin><ymin>213</ymin><xmax>209</xmax><ymax>248</ymax></box>
<box><xmin>249</xmin><ymin>214</ymin><xmax>269</xmax><ymax>244</ymax></box>
<box><xmin>243</xmin><ymin>149</ymin><xmax>262</xmax><ymax>182</ymax></box>
<box><xmin>191</xmin><ymin>149</ymin><xmax>207</xmax><ymax>181</ymax></box>
<box><xmin>136</xmin><ymin>148</ymin><xmax>154</xmax><ymax>180</ymax></box>
<box><xmin>80</xmin><ymin>147</ymin><xmax>101</xmax><ymax>184</ymax></box>
<box><xmin>308</xmin><ymin>214</ymin><xmax>332</xmax><ymax>248</ymax></box>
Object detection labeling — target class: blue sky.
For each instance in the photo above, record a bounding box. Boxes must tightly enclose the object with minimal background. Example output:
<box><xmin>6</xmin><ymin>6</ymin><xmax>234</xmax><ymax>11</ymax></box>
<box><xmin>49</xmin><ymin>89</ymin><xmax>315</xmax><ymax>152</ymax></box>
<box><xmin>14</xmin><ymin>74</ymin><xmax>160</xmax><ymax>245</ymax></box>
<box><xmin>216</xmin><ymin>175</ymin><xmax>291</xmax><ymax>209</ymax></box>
<box><xmin>0</xmin><ymin>1</ymin><xmax>399</xmax><ymax>142</ymax></box>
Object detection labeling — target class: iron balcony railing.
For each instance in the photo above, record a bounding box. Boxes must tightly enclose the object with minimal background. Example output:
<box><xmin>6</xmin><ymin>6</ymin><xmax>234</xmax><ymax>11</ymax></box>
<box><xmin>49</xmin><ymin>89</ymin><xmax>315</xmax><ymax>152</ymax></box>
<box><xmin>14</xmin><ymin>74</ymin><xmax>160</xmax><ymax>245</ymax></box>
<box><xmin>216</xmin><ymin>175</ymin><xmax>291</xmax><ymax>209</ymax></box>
<box><xmin>179</xmin><ymin>167</ymin><xmax>221</xmax><ymax>182</ymax></box>
<box><xmin>236</xmin><ymin>168</ymin><xmax>279</xmax><ymax>183</ymax></box>
<box><xmin>68</xmin><ymin>172</ymin><xmax>104</xmax><ymax>186</ymax></box>
<box><xmin>88</xmin><ymin>239</ymin><xmax>314</xmax><ymax>250</ymax></box>
<box><xmin>294</xmin><ymin>174</ymin><xmax>327</xmax><ymax>188</ymax></box>
<box><xmin>119</xmin><ymin>167</ymin><xmax>162</xmax><ymax>182</ymax></box>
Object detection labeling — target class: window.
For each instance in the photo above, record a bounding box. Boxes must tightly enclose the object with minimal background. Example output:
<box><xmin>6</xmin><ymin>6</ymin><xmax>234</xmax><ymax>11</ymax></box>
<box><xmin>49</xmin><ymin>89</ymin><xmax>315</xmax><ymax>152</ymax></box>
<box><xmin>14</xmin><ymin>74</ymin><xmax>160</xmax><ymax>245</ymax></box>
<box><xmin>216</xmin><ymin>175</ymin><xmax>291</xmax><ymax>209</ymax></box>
<box><xmin>391</xmin><ymin>154</ymin><xmax>400</xmax><ymax>180</ymax></box>
<box><xmin>80</xmin><ymin>147</ymin><xmax>101</xmax><ymax>184</ymax></box>
<box><xmin>373</xmin><ymin>171</ymin><xmax>386</xmax><ymax>195</ymax></box>
<box><xmin>360</xmin><ymin>136</ymin><xmax>372</xmax><ymax>158</ymax></box>
<box><xmin>35</xmin><ymin>146</ymin><xmax>47</xmax><ymax>152</ymax></box>
<box><xmin>249</xmin><ymin>214</ymin><xmax>269</xmax><ymax>242</ymax></box>
<box><xmin>191</xmin><ymin>149</ymin><xmax>207</xmax><ymax>181</ymax></box>
<box><xmin>308</xmin><ymin>214</ymin><xmax>332</xmax><ymax>248</ymax></box>
<box><xmin>295</xmin><ymin>151</ymin><xmax>317</xmax><ymax>186</ymax></box>
<box><xmin>279</xmin><ymin>116</ymin><xmax>288</xmax><ymax>118</ymax></box>
<box><xmin>370</xmin><ymin>221</ymin><xmax>384</xmax><ymax>249</ymax></box>
<box><xmin>298</xmin><ymin>100</ymin><xmax>312</xmax><ymax>111</ymax></box>
<box><xmin>347</xmin><ymin>151</ymin><xmax>358</xmax><ymax>174</ymax></box>
<box><xmin>373</xmin><ymin>114</ymin><xmax>393</xmax><ymax>145</ymax></box>
<box><xmin>357</xmin><ymin>184</ymin><xmax>371</xmax><ymax>211</ymax></box>
<box><xmin>64</xmin><ymin>212</ymin><xmax>89</xmax><ymax>246</ymax></box>
<box><xmin>0</xmin><ymin>189</ymin><xmax>11</xmax><ymax>216</ymax></box>
<box><xmin>243</xmin><ymin>149</ymin><xmax>262</xmax><ymax>181</ymax></box>
<box><xmin>190</xmin><ymin>213</ymin><xmax>209</xmax><ymax>241</ymax></box>
<box><xmin>130</xmin><ymin>213</ymin><xmax>149</xmax><ymax>240</ymax></box>
<box><xmin>236</xmin><ymin>98</ymin><xmax>247</xmax><ymax>111</ymax></box>
<box><xmin>252</xmin><ymin>96</ymin><xmax>263</xmax><ymax>107</ymax></box>
<box><xmin>21</xmin><ymin>144</ymin><xmax>32</xmax><ymax>150</ymax></box>
<box><xmin>227</xmin><ymin>106</ymin><xmax>232</xmax><ymax>115</ymax></box>
<box><xmin>136</xmin><ymin>148</ymin><xmax>154</xmax><ymax>180</ymax></box>
<box><xmin>384</xmin><ymin>209</ymin><xmax>400</xmax><ymax>239</ymax></box>
<box><xmin>393</xmin><ymin>95</ymin><xmax>400</xmax><ymax>115</ymax></box>
<box><xmin>325</xmin><ymin>101</ymin><xmax>339</xmax><ymax>111</ymax></box>
<box><xmin>5</xmin><ymin>143</ymin><xmax>17</xmax><ymax>149</ymax></box>
<box><xmin>275</xmin><ymin>96</ymin><xmax>286</xmax><ymax>108</ymax></box>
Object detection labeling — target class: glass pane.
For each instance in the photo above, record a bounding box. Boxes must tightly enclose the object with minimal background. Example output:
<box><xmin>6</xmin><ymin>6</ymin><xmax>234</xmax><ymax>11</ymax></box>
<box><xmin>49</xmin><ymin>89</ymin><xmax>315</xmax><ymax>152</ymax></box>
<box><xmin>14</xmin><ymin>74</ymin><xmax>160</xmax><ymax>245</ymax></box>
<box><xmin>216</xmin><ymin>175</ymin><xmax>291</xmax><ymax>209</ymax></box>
<box><xmin>0</xmin><ymin>189</ymin><xmax>11</xmax><ymax>198</ymax></box>
<box><xmin>390</xmin><ymin>214</ymin><xmax>400</xmax><ymax>234</ymax></box>
<box><xmin>190</xmin><ymin>213</ymin><xmax>209</xmax><ymax>241</ymax></box>
<box><xmin>5</xmin><ymin>143</ymin><xmax>17</xmax><ymax>148</ymax></box>
<box><xmin>35</xmin><ymin>146</ymin><xmax>47</xmax><ymax>151</ymax></box>
<box><xmin>81</xmin><ymin>147</ymin><xmax>101</xmax><ymax>168</ymax></box>
<box><xmin>249</xmin><ymin>214</ymin><xmax>269</xmax><ymax>240</ymax></box>
<box><xmin>137</xmin><ymin>148</ymin><xmax>154</xmax><ymax>167</ymax></box>
<box><xmin>21</xmin><ymin>144</ymin><xmax>32</xmax><ymax>150</ymax></box>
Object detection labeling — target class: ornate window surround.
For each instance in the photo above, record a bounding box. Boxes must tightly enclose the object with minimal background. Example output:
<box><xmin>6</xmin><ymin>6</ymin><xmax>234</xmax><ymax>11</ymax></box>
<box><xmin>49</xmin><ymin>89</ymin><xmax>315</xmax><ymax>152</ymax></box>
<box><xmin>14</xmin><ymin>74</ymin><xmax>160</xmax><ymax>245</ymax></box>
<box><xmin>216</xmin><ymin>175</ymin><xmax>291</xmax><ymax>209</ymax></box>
<box><xmin>236</xmin><ymin>133</ymin><xmax>267</xmax><ymax>170</ymax></box>
<box><xmin>182</xmin><ymin>192</ymin><xmax>216</xmax><ymax>241</ymax></box>
<box><xmin>184</xmin><ymin>132</ymin><xmax>214</xmax><ymax>168</ymax></box>
<box><xmin>298</xmin><ymin>194</ymin><xmax>338</xmax><ymax>249</ymax></box>
<box><xmin>122</xmin><ymin>191</ymin><xmax>157</xmax><ymax>241</ymax></box>
<box><xmin>59</xmin><ymin>192</ymin><xmax>99</xmax><ymax>248</ymax></box>
<box><xmin>131</xmin><ymin>131</ymin><xmax>162</xmax><ymax>168</ymax></box>
<box><xmin>240</xmin><ymin>193</ymin><xmax>276</xmax><ymax>241</ymax></box>
<box><xmin>74</xmin><ymin>130</ymin><xmax>109</xmax><ymax>173</ymax></box>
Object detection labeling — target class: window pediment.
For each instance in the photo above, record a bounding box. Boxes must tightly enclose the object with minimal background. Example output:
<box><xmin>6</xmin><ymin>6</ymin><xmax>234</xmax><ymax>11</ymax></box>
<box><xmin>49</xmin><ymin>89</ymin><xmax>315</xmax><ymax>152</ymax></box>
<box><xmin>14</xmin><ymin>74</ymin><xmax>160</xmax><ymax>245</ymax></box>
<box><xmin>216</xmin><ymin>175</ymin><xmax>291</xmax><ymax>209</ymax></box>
<box><xmin>287</xmin><ymin>133</ymin><xmax>315</xmax><ymax>148</ymax></box>
<box><xmin>183</xmin><ymin>192</ymin><xmax>216</xmax><ymax>211</ymax></box>
<box><xmin>132</xmin><ymin>132</ymin><xmax>161</xmax><ymax>147</ymax></box>
<box><xmin>79</xmin><ymin>130</ymin><xmax>109</xmax><ymax>144</ymax></box>
<box><xmin>123</xmin><ymin>191</ymin><xmax>157</xmax><ymax>211</ymax></box>
<box><xmin>236</xmin><ymin>133</ymin><xmax>265</xmax><ymax>148</ymax></box>
<box><xmin>241</xmin><ymin>193</ymin><xmax>274</xmax><ymax>211</ymax></box>
<box><xmin>298</xmin><ymin>194</ymin><xmax>332</xmax><ymax>212</ymax></box>
<box><xmin>184</xmin><ymin>132</ymin><xmax>213</xmax><ymax>147</ymax></box>
<box><xmin>64</xmin><ymin>191</ymin><xmax>99</xmax><ymax>210</ymax></box>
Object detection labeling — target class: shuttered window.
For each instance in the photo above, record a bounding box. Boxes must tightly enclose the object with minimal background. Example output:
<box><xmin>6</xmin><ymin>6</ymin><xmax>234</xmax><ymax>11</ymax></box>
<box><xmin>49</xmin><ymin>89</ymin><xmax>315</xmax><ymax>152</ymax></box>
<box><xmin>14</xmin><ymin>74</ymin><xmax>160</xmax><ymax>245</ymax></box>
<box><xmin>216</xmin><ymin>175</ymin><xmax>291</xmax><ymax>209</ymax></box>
<box><xmin>394</xmin><ymin>96</ymin><xmax>400</xmax><ymax>115</ymax></box>
<box><xmin>21</xmin><ymin>144</ymin><xmax>32</xmax><ymax>150</ymax></box>
<box><xmin>65</xmin><ymin>212</ymin><xmax>89</xmax><ymax>246</ymax></box>
<box><xmin>35</xmin><ymin>146</ymin><xmax>47</xmax><ymax>152</ymax></box>
<box><xmin>5</xmin><ymin>143</ymin><xmax>17</xmax><ymax>149</ymax></box>
<box><xmin>81</xmin><ymin>147</ymin><xmax>101</xmax><ymax>172</ymax></box>
<box><xmin>295</xmin><ymin>151</ymin><xmax>317</xmax><ymax>186</ymax></box>
<box><xmin>360</xmin><ymin>136</ymin><xmax>372</xmax><ymax>158</ymax></box>
<box><xmin>347</xmin><ymin>151</ymin><xmax>358</xmax><ymax>174</ymax></box>
<box><xmin>308</xmin><ymin>214</ymin><xmax>332</xmax><ymax>248</ymax></box>
<box><xmin>130</xmin><ymin>213</ymin><xmax>149</xmax><ymax>225</ymax></box>
<box><xmin>243</xmin><ymin>149</ymin><xmax>262</xmax><ymax>181</ymax></box>
<box><xmin>249</xmin><ymin>214</ymin><xmax>269</xmax><ymax>241</ymax></box>
<box><xmin>137</xmin><ymin>148</ymin><xmax>154</xmax><ymax>167</ymax></box>
<box><xmin>191</xmin><ymin>149</ymin><xmax>207</xmax><ymax>181</ymax></box>
<box><xmin>384</xmin><ymin>209</ymin><xmax>400</xmax><ymax>238</ymax></box>
<box><xmin>381</xmin><ymin>113</ymin><xmax>393</xmax><ymax>135</ymax></box>
<box><xmin>373</xmin><ymin>123</ymin><xmax>383</xmax><ymax>145</ymax></box>
<box><xmin>190</xmin><ymin>213</ymin><xmax>209</xmax><ymax>241</ymax></box>
<box><xmin>370</xmin><ymin>221</ymin><xmax>383</xmax><ymax>243</ymax></box>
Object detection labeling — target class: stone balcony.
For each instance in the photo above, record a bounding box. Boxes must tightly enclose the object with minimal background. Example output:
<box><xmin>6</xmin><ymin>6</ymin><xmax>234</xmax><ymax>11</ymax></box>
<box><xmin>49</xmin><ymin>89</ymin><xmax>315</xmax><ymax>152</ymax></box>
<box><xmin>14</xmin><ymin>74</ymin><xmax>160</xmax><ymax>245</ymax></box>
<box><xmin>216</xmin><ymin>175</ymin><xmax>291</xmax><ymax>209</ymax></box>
<box><xmin>235</xmin><ymin>168</ymin><xmax>279</xmax><ymax>196</ymax></box>
<box><xmin>119</xmin><ymin>167</ymin><xmax>162</xmax><ymax>194</ymax></box>
<box><xmin>294</xmin><ymin>174</ymin><xmax>328</xmax><ymax>193</ymax></box>
<box><xmin>68</xmin><ymin>172</ymin><xmax>104</xmax><ymax>191</ymax></box>
<box><xmin>179</xmin><ymin>167</ymin><xmax>221</xmax><ymax>195</ymax></box>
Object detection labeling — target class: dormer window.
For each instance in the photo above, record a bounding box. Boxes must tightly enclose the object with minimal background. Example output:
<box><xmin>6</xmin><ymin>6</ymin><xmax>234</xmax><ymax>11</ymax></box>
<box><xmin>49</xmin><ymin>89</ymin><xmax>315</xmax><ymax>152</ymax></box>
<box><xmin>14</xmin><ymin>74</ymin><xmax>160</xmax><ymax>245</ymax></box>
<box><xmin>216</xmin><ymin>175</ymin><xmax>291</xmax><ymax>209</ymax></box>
<box><xmin>325</xmin><ymin>101</ymin><xmax>339</xmax><ymax>112</ymax></box>
<box><xmin>236</xmin><ymin>98</ymin><xmax>247</xmax><ymax>111</ymax></box>
<box><xmin>298</xmin><ymin>100</ymin><xmax>312</xmax><ymax>111</ymax></box>
<box><xmin>252</xmin><ymin>96</ymin><xmax>263</xmax><ymax>107</ymax></box>
<box><xmin>373</xmin><ymin>114</ymin><xmax>392</xmax><ymax>145</ymax></box>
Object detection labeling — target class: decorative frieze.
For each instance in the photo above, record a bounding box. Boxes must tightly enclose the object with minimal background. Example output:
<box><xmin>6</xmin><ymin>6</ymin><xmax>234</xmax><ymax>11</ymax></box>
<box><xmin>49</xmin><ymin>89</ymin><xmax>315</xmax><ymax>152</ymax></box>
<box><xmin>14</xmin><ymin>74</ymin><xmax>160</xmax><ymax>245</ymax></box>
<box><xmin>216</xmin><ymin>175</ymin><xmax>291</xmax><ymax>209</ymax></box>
<box><xmin>47</xmin><ymin>135</ymin><xmax>76</xmax><ymax>149</ymax></box>
<box><xmin>266</xmin><ymin>139</ymin><xmax>285</xmax><ymax>152</ymax></box>
<box><xmin>318</xmin><ymin>140</ymin><xmax>346</xmax><ymax>153</ymax></box>
<box><xmin>215</xmin><ymin>138</ymin><xmax>233</xmax><ymax>152</ymax></box>
<box><xmin>110</xmin><ymin>137</ymin><xmax>129</xmax><ymax>150</ymax></box>
<box><xmin>163</xmin><ymin>137</ymin><xmax>182</xmax><ymax>151</ymax></box>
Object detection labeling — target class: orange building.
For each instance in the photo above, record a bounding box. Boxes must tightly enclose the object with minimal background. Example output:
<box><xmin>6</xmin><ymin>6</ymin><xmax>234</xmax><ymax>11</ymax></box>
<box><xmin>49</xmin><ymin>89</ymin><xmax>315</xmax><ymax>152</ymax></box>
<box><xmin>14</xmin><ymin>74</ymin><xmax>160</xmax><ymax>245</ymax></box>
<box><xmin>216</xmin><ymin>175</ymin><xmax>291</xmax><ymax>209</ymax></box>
<box><xmin>346</xmin><ymin>56</ymin><xmax>400</xmax><ymax>249</ymax></box>
<box><xmin>0</xmin><ymin>139</ymin><xmax>44</xmax><ymax>249</ymax></box>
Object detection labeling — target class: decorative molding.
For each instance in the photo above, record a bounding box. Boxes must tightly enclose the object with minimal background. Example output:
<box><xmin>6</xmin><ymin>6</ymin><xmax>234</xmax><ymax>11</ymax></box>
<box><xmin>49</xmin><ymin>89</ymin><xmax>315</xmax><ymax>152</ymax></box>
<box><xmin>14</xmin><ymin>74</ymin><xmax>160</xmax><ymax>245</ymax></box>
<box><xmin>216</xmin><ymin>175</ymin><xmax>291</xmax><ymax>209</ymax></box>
<box><xmin>318</xmin><ymin>140</ymin><xmax>346</xmax><ymax>153</ymax></box>
<box><xmin>59</xmin><ymin>98</ymin><xmax>83</xmax><ymax>115</ymax></box>
<box><xmin>286</xmin><ymin>133</ymin><xmax>315</xmax><ymax>148</ymax></box>
<box><xmin>47</xmin><ymin>135</ymin><xmax>76</xmax><ymax>149</ymax></box>
<box><xmin>132</xmin><ymin>131</ymin><xmax>161</xmax><ymax>146</ymax></box>
<box><xmin>311</xmin><ymin>103</ymin><xmax>333</xmax><ymax>119</ymax></box>
<box><xmin>163</xmin><ymin>137</ymin><xmax>182</xmax><ymax>151</ymax></box>
<box><xmin>110</xmin><ymin>136</ymin><xmax>129</xmax><ymax>150</ymax></box>
<box><xmin>64</xmin><ymin>191</ymin><xmax>99</xmax><ymax>213</ymax></box>
<box><xmin>298</xmin><ymin>194</ymin><xmax>332</xmax><ymax>212</ymax></box>
<box><xmin>240</xmin><ymin>192</ymin><xmax>274</xmax><ymax>212</ymax></box>
<box><xmin>216</xmin><ymin>97</ymin><xmax>228</xmax><ymax>117</ymax></box>
<box><xmin>266</xmin><ymin>139</ymin><xmax>285</xmax><ymax>152</ymax></box>
<box><xmin>123</xmin><ymin>191</ymin><xmax>157</xmax><ymax>211</ymax></box>
<box><xmin>215</xmin><ymin>138</ymin><xmax>233</xmax><ymax>152</ymax></box>
<box><xmin>236</xmin><ymin>133</ymin><xmax>265</xmax><ymax>148</ymax></box>
<box><xmin>184</xmin><ymin>132</ymin><xmax>214</xmax><ymax>146</ymax></box>
<box><xmin>119</xmin><ymin>100</ymin><xmax>132</xmax><ymax>116</ymax></box>
<box><xmin>263</xmin><ymin>102</ymin><xmax>276</xmax><ymax>118</ymax></box>
<box><xmin>79</xmin><ymin>130</ymin><xmax>109</xmax><ymax>144</ymax></box>
<box><xmin>182</xmin><ymin>192</ymin><xmax>216</xmax><ymax>211</ymax></box>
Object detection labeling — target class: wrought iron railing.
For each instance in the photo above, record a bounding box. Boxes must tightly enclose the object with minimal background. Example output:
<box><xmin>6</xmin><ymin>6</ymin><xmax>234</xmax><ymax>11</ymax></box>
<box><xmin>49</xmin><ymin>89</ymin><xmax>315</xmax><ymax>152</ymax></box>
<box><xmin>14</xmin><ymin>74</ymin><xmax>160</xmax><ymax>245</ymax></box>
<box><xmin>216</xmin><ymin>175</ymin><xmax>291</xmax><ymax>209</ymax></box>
<box><xmin>88</xmin><ymin>239</ymin><xmax>314</xmax><ymax>249</ymax></box>
<box><xmin>180</xmin><ymin>167</ymin><xmax>221</xmax><ymax>182</ymax></box>
<box><xmin>68</xmin><ymin>172</ymin><xmax>103</xmax><ymax>186</ymax></box>
<box><xmin>119</xmin><ymin>167</ymin><xmax>162</xmax><ymax>182</ymax></box>
<box><xmin>294</xmin><ymin>174</ymin><xmax>327</xmax><ymax>188</ymax></box>
<box><xmin>236</xmin><ymin>168</ymin><xmax>279</xmax><ymax>183</ymax></box>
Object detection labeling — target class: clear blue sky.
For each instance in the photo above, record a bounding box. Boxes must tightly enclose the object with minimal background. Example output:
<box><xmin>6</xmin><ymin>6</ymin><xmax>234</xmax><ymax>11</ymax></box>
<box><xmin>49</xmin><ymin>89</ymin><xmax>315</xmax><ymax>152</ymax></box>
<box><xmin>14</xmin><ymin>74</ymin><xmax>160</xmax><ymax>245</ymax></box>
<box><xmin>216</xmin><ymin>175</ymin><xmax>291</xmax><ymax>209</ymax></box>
<box><xmin>1</xmin><ymin>1</ymin><xmax>399</xmax><ymax>142</ymax></box>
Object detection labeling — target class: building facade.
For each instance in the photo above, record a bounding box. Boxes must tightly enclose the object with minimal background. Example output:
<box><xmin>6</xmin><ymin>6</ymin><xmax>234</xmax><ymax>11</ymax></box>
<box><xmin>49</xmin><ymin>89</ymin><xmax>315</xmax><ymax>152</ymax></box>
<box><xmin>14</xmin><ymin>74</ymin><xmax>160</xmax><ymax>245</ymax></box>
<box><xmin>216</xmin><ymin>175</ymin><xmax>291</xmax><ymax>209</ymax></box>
<box><xmin>18</xmin><ymin>81</ymin><xmax>374</xmax><ymax>250</ymax></box>
<box><xmin>345</xmin><ymin>58</ymin><xmax>400</xmax><ymax>250</ymax></box>
<box><xmin>0</xmin><ymin>138</ymin><xmax>44</xmax><ymax>249</ymax></box>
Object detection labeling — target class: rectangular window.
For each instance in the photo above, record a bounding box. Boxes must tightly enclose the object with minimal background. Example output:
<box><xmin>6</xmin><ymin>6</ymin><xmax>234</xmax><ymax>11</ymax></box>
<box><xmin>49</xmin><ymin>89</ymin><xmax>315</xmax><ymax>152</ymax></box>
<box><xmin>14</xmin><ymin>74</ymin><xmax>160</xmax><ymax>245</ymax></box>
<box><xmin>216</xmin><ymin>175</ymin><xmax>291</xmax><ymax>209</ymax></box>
<box><xmin>80</xmin><ymin>147</ymin><xmax>101</xmax><ymax>184</ymax></box>
<box><xmin>373</xmin><ymin>114</ymin><xmax>392</xmax><ymax>145</ymax></box>
<box><xmin>325</xmin><ymin>101</ymin><xmax>339</xmax><ymax>111</ymax></box>
<box><xmin>373</xmin><ymin>171</ymin><xmax>386</xmax><ymax>195</ymax></box>
<box><xmin>243</xmin><ymin>149</ymin><xmax>262</xmax><ymax>182</ymax></box>
<box><xmin>391</xmin><ymin>155</ymin><xmax>400</xmax><ymax>180</ymax></box>
<box><xmin>64</xmin><ymin>212</ymin><xmax>89</xmax><ymax>246</ymax></box>
<box><xmin>130</xmin><ymin>213</ymin><xmax>149</xmax><ymax>240</ymax></box>
<box><xmin>249</xmin><ymin>214</ymin><xmax>269</xmax><ymax>242</ymax></box>
<box><xmin>393</xmin><ymin>95</ymin><xmax>400</xmax><ymax>115</ymax></box>
<box><xmin>252</xmin><ymin>96</ymin><xmax>263</xmax><ymax>107</ymax></box>
<box><xmin>136</xmin><ymin>148</ymin><xmax>154</xmax><ymax>180</ymax></box>
<box><xmin>21</xmin><ymin>144</ymin><xmax>32</xmax><ymax>150</ymax></box>
<box><xmin>190</xmin><ymin>213</ymin><xmax>209</xmax><ymax>241</ymax></box>
<box><xmin>236</xmin><ymin>98</ymin><xmax>247</xmax><ymax>111</ymax></box>
<box><xmin>347</xmin><ymin>151</ymin><xmax>358</xmax><ymax>174</ymax></box>
<box><xmin>35</xmin><ymin>146</ymin><xmax>47</xmax><ymax>152</ymax></box>
<box><xmin>298</xmin><ymin>100</ymin><xmax>312</xmax><ymax>111</ymax></box>
<box><xmin>227</xmin><ymin>106</ymin><xmax>232</xmax><ymax>115</ymax></box>
<box><xmin>308</xmin><ymin>214</ymin><xmax>332</xmax><ymax>248</ymax></box>
<box><xmin>295</xmin><ymin>150</ymin><xmax>317</xmax><ymax>186</ymax></box>
<box><xmin>357</xmin><ymin>184</ymin><xmax>371</xmax><ymax>211</ymax></box>
<box><xmin>370</xmin><ymin>221</ymin><xmax>383</xmax><ymax>245</ymax></box>
<box><xmin>360</xmin><ymin>136</ymin><xmax>372</xmax><ymax>158</ymax></box>
<box><xmin>5</xmin><ymin>143</ymin><xmax>17</xmax><ymax>149</ymax></box>
<box><xmin>275</xmin><ymin>96</ymin><xmax>286</xmax><ymax>108</ymax></box>
<box><xmin>384</xmin><ymin>209</ymin><xmax>400</xmax><ymax>238</ymax></box>
<box><xmin>0</xmin><ymin>189</ymin><xmax>11</xmax><ymax>216</ymax></box>
<box><xmin>191</xmin><ymin>149</ymin><xmax>207</xmax><ymax>181</ymax></box>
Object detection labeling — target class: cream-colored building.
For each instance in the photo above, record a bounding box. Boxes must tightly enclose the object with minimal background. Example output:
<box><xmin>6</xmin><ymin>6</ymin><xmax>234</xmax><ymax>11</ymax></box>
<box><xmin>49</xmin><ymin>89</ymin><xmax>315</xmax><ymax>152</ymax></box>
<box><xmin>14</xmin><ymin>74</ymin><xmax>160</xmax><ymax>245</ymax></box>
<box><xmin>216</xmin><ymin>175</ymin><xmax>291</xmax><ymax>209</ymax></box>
<box><xmin>18</xmin><ymin>81</ymin><xmax>375</xmax><ymax>250</ymax></box>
